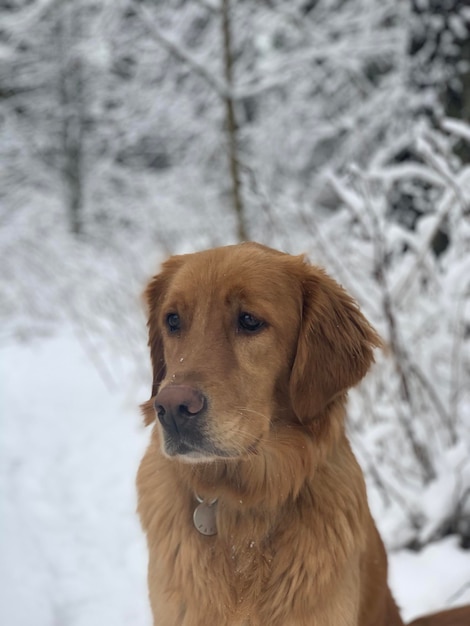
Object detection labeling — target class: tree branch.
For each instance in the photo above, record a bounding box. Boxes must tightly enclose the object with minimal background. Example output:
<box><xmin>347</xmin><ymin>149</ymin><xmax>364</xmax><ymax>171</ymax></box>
<box><xmin>131</xmin><ymin>1</ymin><xmax>229</xmax><ymax>98</ymax></box>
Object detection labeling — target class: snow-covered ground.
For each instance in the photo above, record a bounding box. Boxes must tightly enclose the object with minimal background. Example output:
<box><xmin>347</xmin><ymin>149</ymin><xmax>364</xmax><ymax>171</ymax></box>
<box><xmin>1</xmin><ymin>334</ymin><xmax>469</xmax><ymax>625</ymax></box>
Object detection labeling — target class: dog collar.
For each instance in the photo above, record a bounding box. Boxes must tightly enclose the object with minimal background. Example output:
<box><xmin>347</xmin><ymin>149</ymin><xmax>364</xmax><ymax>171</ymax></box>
<box><xmin>193</xmin><ymin>494</ymin><xmax>218</xmax><ymax>536</ymax></box>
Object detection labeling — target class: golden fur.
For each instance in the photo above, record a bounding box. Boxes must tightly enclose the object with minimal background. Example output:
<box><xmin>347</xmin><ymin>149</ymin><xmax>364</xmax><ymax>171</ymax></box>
<box><xmin>137</xmin><ymin>243</ymin><xmax>470</xmax><ymax>626</ymax></box>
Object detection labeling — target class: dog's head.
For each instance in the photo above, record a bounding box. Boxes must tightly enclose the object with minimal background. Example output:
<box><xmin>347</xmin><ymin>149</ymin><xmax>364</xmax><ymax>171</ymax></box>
<box><xmin>142</xmin><ymin>243</ymin><xmax>380</xmax><ymax>463</ymax></box>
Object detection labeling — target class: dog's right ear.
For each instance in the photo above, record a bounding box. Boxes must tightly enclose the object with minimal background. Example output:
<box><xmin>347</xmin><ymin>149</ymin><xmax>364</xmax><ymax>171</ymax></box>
<box><xmin>289</xmin><ymin>261</ymin><xmax>382</xmax><ymax>421</ymax></box>
<box><xmin>142</xmin><ymin>256</ymin><xmax>184</xmax><ymax>425</ymax></box>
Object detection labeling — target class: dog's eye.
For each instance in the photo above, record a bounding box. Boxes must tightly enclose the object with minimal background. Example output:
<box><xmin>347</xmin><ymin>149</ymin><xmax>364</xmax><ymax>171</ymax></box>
<box><xmin>238</xmin><ymin>313</ymin><xmax>264</xmax><ymax>333</ymax></box>
<box><xmin>166</xmin><ymin>313</ymin><xmax>181</xmax><ymax>333</ymax></box>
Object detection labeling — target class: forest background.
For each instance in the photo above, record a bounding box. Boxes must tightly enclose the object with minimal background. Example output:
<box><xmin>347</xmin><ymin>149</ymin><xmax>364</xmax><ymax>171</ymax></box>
<box><xmin>1</xmin><ymin>0</ymin><xmax>470</xmax><ymax>623</ymax></box>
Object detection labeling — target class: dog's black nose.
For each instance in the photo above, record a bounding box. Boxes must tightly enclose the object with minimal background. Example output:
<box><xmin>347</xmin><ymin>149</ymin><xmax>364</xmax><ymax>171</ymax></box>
<box><xmin>155</xmin><ymin>385</ymin><xmax>206</xmax><ymax>434</ymax></box>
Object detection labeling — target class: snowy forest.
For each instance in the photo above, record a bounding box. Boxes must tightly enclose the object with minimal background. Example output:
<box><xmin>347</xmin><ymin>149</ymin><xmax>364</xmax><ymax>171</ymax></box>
<box><xmin>1</xmin><ymin>0</ymin><xmax>470</xmax><ymax>624</ymax></box>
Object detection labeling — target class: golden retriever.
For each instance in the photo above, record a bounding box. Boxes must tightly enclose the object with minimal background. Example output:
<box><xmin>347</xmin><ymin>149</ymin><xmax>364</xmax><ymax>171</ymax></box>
<box><xmin>137</xmin><ymin>243</ymin><xmax>470</xmax><ymax>626</ymax></box>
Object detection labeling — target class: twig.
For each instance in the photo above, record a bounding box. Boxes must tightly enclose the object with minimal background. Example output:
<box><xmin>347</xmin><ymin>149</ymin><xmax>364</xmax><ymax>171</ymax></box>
<box><xmin>357</xmin><ymin>173</ymin><xmax>436</xmax><ymax>482</ymax></box>
<box><xmin>350</xmin><ymin>432</ymin><xmax>391</xmax><ymax>507</ymax></box>
<box><xmin>70</xmin><ymin>322</ymin><xmax>117</xmax><ymax>392</ymax></box>
<box><xmin>59</xmin><ymin>269</ymin><xmax>117</xmax><ymax>392</ymax></box>
<box><xmin>327</xmin><ymin>171</ymin><xmax>373</xmax><ymax>240</ymax></box>
<box><xmin>449</xmin><ymin>291</ymin><xmax>468</xmax><ymax>443</ymax></box>
<box><xmin>131</xmin><ymin>1</ymin><xmax>229</xmax><ymax>98</ymax></box>
<box><xmin>392</xmin><ymin>136</ymin><xmax>469</xmax><ymax>302</ymax></box>
<box><xmin>408</xmin><ymin>362</ymin><xmax>457</xmax><ymax>447</ymax></box>
<box><xmin>239</xmin><ymin>160</ymin><xmax>281</xmax><ymax>245</ymax></box>
<box><xmin>297</xmin><ymin>207</ymin><xmax>381</xmax><ymax>319</ymax></box>
<box><xmin>446</xmin><ymin>581</ymin><xmax>470</xmax><ymax>606</ymax></box>
<box><xmin>418</xmin><ymin>133</ymin><xmax>469</xmax><ymax>211</ymax></box>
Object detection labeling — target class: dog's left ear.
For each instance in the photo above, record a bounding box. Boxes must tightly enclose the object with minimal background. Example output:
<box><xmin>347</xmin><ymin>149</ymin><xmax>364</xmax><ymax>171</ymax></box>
<box><xmin>142</xmin><ymin>256</ymin><xmax>184</xmax><ymax>425</ymax></box>
<box><xmin>290</xmin><ymin>262</ymin><xmax>382</xmax><ymax>421</ymax></box>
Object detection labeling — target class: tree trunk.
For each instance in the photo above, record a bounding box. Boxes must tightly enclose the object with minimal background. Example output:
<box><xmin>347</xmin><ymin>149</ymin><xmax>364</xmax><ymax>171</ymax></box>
<box><xmin>221</xmin><ymin>0</ymin><xmax>248</xmax><ymax>242</ymax></box>
<box><xmin>57</xmin><ymin>3</ymin><xmax>85</xmax><ymax>237</ymax></box>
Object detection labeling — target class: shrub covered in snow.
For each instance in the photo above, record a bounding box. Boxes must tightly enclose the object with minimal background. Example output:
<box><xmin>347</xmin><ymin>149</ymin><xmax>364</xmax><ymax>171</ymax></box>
<box><xmin>1</xmin><ymin>0</ymin><xmax>469</xmax><ymax>551</ymax></box>
<box><xmin>311</xmin><ymin>119</ymin><xmax>470</xmax><ymax>550</ymax></box>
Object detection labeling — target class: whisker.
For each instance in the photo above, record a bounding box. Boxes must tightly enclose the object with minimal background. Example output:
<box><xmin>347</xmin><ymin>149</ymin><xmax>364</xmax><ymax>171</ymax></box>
<box><xmin>233</xmin><ymin>406</ymin><xmax>271</xmax><ymax>420</ymax></box>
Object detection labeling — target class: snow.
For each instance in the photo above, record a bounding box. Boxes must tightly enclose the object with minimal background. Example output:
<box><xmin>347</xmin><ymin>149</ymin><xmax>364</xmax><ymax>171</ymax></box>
<box><xmin>0</xmin><ymin>334</ymin><xmax>152</xmax><ymax>626</ymax></box>
<box><xmin>391</xmin><ymin>536</ymin><xmax>470</xmax><ymax>622</ymax></box>
<box><xmin>1</xmin><ymin>0</ymin><xmax>469</xmax><ymax>620</ymax></box>
<box><xmin>1</xmin><ymin>333</ymin><xmax>469</xmax><ymax>625</ymax></box>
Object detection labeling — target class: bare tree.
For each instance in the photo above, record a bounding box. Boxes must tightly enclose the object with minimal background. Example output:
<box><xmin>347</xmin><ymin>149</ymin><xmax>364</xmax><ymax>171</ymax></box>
<box><xmin>221</xmin><ymin>0</ymin><xmax>247</xmax><ymax>241</ymax></box>
<box><xmin>57</xmin><ymin>2</ymin><xmax>86</xmax><ymax>236</ymax></box>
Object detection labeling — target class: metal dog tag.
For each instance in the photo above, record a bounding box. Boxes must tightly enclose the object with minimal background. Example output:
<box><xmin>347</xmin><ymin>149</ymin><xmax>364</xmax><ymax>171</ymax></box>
<box><xmin>193</xmin><ymin>501</ymin><xmax>218</xmax><ymax>536</ymax></box>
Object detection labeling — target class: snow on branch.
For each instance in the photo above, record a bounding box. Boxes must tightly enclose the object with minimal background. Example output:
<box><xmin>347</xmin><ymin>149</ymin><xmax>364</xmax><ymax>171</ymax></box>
<box><xmin>442</xmin><ymin>117</ymin><xmax>470</xmax><ymax>143</ymax></box>
<box><xmin>392</xmin><ymin>135</ymin><xmax>470</xmax><ymax>303</ymax></box>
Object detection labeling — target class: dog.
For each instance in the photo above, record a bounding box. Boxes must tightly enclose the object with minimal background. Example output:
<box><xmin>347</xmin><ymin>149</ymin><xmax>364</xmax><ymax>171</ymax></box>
<box><xmin>137</xmin><ymin>243</ymin><xmax>470</xmax><ymax>626</ymax></box>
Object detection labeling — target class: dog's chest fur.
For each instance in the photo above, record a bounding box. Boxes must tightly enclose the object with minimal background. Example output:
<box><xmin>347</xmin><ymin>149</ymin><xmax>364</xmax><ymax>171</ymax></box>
<box><xmin>137</xmin><ymin>438</ymin><xmax>366</xmax><ymax>626</ymax></box>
